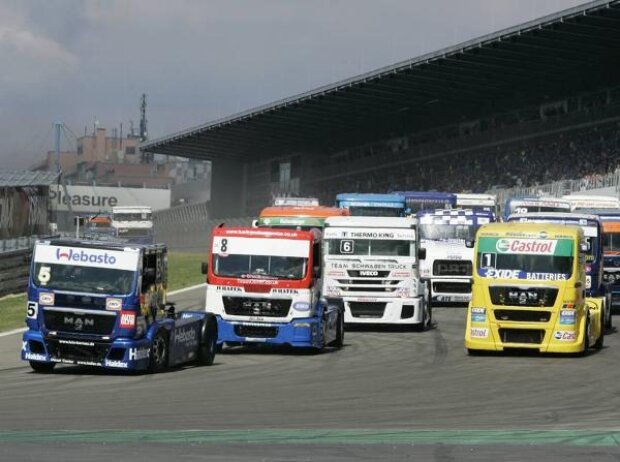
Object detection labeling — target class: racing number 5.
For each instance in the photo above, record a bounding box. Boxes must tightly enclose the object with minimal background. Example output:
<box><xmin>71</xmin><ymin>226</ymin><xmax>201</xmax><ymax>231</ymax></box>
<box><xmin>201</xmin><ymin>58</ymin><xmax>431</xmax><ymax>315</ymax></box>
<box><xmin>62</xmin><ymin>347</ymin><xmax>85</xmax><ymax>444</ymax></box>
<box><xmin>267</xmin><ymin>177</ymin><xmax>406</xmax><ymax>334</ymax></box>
<box><xmin>38</xmin><ymin>266</ymin><xmax>51</xmax><ymax>285</ymax></box>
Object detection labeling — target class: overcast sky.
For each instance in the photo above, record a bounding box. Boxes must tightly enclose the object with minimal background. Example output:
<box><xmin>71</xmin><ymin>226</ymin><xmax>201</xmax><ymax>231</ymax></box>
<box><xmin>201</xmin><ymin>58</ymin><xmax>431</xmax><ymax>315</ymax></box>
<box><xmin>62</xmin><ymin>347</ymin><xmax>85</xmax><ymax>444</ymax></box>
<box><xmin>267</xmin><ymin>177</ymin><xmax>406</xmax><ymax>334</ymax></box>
<box><xmin>0</xmin><ymin>0</ymin><xmax>589</xmax><ymax>169</ymax></box>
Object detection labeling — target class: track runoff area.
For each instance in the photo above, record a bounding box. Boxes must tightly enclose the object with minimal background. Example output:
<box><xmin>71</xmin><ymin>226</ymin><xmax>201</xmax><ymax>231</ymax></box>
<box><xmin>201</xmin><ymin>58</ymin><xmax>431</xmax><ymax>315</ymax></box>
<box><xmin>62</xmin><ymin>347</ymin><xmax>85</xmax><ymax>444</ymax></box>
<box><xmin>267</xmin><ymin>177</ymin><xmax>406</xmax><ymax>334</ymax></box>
<box><xmin>1</xmin><ymin>284</ymin><xmax>620</xmax><ymax>462</ymax></box>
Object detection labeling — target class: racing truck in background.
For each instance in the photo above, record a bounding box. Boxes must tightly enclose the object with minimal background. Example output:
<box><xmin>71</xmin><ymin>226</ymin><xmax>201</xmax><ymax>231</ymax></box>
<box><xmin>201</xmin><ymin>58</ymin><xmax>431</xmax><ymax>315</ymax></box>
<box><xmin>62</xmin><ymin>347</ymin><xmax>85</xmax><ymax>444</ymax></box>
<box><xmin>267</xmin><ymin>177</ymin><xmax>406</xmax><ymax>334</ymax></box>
<box><xmin>562</xmin><ymin>194</ymin><xmax>620</xmax><ymax>212</ymax></box>
<box><xmin>455</xmin><ymin>193</ymin><xmax>498</xmax><ymax>218</ymax></box>
<box><xmin>335</xmin><ymin>193</ymin><xmax>407</xmax><ymax>217</ymax></box>
<box><xmin>321</xmin><ymin>216</ymin><xmax>430</xmax><ymax>329</ymax></box>
<box><xmin>255</xmin><ymin>204</ymin><xmax>350</xmax><ymax>231</ymax></box>
<box><xmin>465</xmin><ymin>222</ymin><xmax>604</xmax><ymax>355</ymax></box>
<box><xmin>394</xmin><ymin>191</ymin><xmax>456</xmax><ymax>214</ymax></box>
<box><xmin>417</xmin><ymin>209</ymin><xmax>494</xmax><ymax>306</ymax></box>
<box><xmin>112</xmin><ymin>206</ymin><xmax>154</xmax><ymax>244</ymax></box>
<box><xmin>502</xmin><ymin>196</ymin><xmax>571</xmax><ymax>221</ymax></box>
<box><xmin>203</xmin><ymin>227</ymin><xmax>344</xmax><ymax>350</ymax></box>
<box><xmin>22</xmin><ymin>239</ymin><xmax>218</xmax><ymax>373</ymax></box>
<box><xmin>507</xmin><ymin>212</ymin><xmax>611</xmax><ymax>329</ymax></box>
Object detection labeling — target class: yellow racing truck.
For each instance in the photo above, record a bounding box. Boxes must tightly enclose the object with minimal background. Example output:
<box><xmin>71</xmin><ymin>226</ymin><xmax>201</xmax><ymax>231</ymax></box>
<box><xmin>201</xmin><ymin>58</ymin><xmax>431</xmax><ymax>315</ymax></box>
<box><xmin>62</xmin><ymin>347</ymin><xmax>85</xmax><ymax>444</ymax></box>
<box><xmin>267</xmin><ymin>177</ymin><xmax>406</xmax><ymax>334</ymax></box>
<box><xmin>465</xmin><ymin>222</ymin><xmax>603</xmax><ymax>355</ymax></box>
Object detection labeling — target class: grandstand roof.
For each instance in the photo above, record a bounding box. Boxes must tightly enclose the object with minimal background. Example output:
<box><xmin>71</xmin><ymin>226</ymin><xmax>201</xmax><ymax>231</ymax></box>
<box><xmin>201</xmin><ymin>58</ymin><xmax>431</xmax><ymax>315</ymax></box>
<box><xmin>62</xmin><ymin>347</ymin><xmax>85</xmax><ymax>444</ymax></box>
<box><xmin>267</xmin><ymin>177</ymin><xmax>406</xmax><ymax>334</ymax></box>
<box><xmin>141</xmin><ymin>0</ymin><xmax>620</xmax><ymax>162</ymax></box>
<box><xmin>0</xmin><ymin>170</ymin><xmax>59</xmax><ymax>187</ymax></box>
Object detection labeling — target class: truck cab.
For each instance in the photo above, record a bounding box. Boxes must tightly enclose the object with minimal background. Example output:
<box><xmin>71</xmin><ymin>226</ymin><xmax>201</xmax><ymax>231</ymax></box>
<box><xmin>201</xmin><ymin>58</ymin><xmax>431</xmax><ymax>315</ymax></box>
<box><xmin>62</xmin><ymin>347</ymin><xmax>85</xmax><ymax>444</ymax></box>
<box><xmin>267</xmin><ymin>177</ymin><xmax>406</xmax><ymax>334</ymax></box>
<box><xmin>465</xmin><ymin>222</ymin><xmax>603</xmax><ymax>354</ymax></box>
<box><xmin>256</xmin><ymin>205</ymin><xmax>350</xmax><ymax>230</ymax></box>
<box><xmin>335</xmin><ymin>193</ymin><xmax>406</xmax><ymax>217</ymax></box>
<box><xmin>394</xmin><ymin>191</ymin><xmax>456</xmax><ymax>214</ymax></box>
<box><xmin>204</xmin><ymin>227</ymin><xmax>344</xmax><ymax>350</ymax></box>
<box><xmin>562</xmin><ymin>194</ymin><xmax>620</xmax><ymax>212</ymax></box>
<box><xmin>417</xmin><ymin>209</ymin><xmax>495</xmax><ymax>305</ymax></box>
<box><xmin>112</xmin><ymin>206</ymin><xmax>154</xmax><ymax>244</ymax></box>
<box><xmin>502</xmin><ymin>196</ymin><xmax>571</xmax><ymax>221</ymax></box>
<box><xmin>322</xmin><ymin>216</ymin><xmax>430</xmax><ymax>329</ymax></box>
<box><xmin>22</xmin><ymin>239</ymin><xmax>217</xmax><ymax>372</ymax></box>
<box><xmin>455</xmin><ymin>193</ymin><xmax>498</xmax><ymax>219</ymax></box>
<box><xmin>507</xmin><ymin>212</ymin><xmax>611</xmax><ymax>329</ymax></box>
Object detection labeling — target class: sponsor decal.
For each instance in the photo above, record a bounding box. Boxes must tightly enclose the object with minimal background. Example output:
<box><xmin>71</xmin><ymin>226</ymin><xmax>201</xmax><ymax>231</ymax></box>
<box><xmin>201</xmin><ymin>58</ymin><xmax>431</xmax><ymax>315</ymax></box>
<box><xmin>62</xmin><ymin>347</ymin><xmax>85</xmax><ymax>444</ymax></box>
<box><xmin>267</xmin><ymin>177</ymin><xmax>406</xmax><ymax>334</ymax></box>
<box><xmin>25</xmin><ymin>352</ymin><xmax>47</xmax><ymax>361</ymax></box>
<box><xmin>38</xmin><ymin>293</ymin><xmax>54</xmax><ymax>305</ymax></box>
<box><xmin>329</xmin><ymin>262</ymin><xmax>407</xmax><ymax>270</ymax></box>
<box><xmin>586</xmin><ymin>275</ymin><xmax>591</xmax><ymax>289</ymax></box>
<box><xmin>478</xmin><ymin>268</ymin><xmax>568</xmax><ymax>281</ymax></box>
<box><xmin>359</xmin><ymin>271</ymin><xmax>379</xmax><ymax>277</ymax></box>
<box><xmin>216</xmin><ymin>285</ymin><xmax>243</xmax><ymax>292</ymax></box>
<box><xmin>104</xmin><ymin>359</ymin><xmax>129</xmax><ymax>368</ymax></box>
<box><xmin>128</xmin><ymin>346</ymin><xmax>150</xmax><ymax>360</ymax></box>
<box><xmin>59</xmin><ymin>339</ymin><xmax>95</xmax><ymax>346</ymax></box>
<box><xmin>119</xmin><ymin>311</ymin><xmax>136</xmax><ymax>329</ymax></box>
<box><xmin>349</xmin><ymin>232</ymin><xmax>394</xmax><ymax>239</ymax></box>
<box><xmin>471</xmin><ymin>307</ymin><xmax>486</xmax><ymax>322</ymax></box>
<box><xmin>174</xmin><ymin>327</ymin><xmax>198</xmax><ymax>346</ymax></box>
<box><xmin>272</xmin><ymin>288</ymin><xmax>300</xmax><ymax>294</ymax></box>
<box><xmin>106</xmin><ymin>298</ymin><xmax>122</xmax><ymax>311</ymax></box>
<box><xmin>554</xmin><ymin>331</ymin><xmax>577</xmax><ymax>341</ymax></box>
<box><xmin>496</xmin><ymin>239</ymin><xmax>557</xmax><ymax>255</ymax></box>
<box><xmin>56</xmin><ymin>248</ymin><xmax>117</xmax><ymax>265</ymax></box>
<box><xmin>555</xmin><ymin>330</ymin><xmax>577</xmax><ymax>341</ymax></box>
<box><xmin>470</xmin><ymin>327</ymin><xmax>488</xmax><ymax>338</ymax></box>
<box><xmin>559</xmin><ymin>310</ymin><xmax>576</xmax><ymax>325</ymax></box>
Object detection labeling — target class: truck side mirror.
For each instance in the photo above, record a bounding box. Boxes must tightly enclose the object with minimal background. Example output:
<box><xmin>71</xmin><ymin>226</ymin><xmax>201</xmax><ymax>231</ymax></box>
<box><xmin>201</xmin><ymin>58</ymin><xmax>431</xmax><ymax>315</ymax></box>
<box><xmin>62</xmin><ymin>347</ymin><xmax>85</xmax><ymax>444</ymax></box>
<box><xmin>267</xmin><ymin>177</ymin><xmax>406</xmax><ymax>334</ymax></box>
<box><xmin>251</xmin><ymin>219</ymin><xmax>258</xmax><ymax>228</ymax></box>
<box><xmin>201</xmin><ymin>262</ymin><xmax>209</xmax><ymax>275</ymax></box>
<box><xmin>313</xmin><ymin>266</ymin><xmax>321</xmax><ymax>278</ymax></box>
<box><xmin>465</xmin><ymin>239</ymin><xmax>475</xmax><ymax>248</ymax></box>
<box><xmin>417</xmin><ymin>248</ymin><xmax>426</xmax><ymax>260</ymax></box>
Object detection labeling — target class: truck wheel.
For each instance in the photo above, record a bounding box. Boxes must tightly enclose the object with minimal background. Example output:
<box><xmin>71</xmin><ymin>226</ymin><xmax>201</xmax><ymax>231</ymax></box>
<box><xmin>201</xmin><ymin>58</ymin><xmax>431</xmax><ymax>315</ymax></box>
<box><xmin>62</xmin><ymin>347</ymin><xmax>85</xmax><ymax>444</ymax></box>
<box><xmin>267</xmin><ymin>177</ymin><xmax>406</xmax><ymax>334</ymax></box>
<box><xmin>413</xmin><ymin>300</ymin><xmax>430</xmax><ymax>332</ymax></box>
<box><xmin>198</xmin><ymin>317</ymin><xmax>218</xmax><ymax>366</ymax></box>
<box><xmin>148</xmin><ymin>331</ymin><xmax>169</xmax><ymax>373</ymax></box>
<box><xmin>605</xmin><ymin>295</ymin><xmax>613</xmax><ymax>330</ymax></box>
<box><xmin>329</xmin><ymin>311</ymin><xmax>344</xmax><ymax>349</ymax></box>
<box><xmin>29</xmin><ymin>361</ymin><xmax>55</xmax><ymax>373</ymax></box>
<box><xmin>594</xmin><ymin>315</ymin><xmax>605</xmax><ymax>350</ymax></box>
<box><xmin>579</xmin><ymin>318</ymin><xmax>591</xmax><ymax>357</ymax></box>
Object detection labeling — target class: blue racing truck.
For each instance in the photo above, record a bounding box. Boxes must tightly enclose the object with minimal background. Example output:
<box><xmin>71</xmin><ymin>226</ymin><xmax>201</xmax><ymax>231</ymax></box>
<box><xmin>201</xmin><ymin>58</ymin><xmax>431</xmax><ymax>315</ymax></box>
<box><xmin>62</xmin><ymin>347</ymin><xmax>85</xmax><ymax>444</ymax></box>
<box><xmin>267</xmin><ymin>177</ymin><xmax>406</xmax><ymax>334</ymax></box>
<box><xmin>502</xmin><ymin>196</ymin><xmax>571</xmax><ymax>221</ymax></box>
<box><xmin>394</xmin><ymin>191</ymin><xmax>456</xmax><ymax>214</ymax></box>
<box><xmin>22</xmin><ymin>238</ymin><xmax>218</xmax><ymax>373</ymax></box>
<box><xmin>336</xmin><ymin>193</ymin><xmax>406</xmax><ymax>217</ymax></box>
<box><xmin>507</xmin><ymin>212</ymin><xmax>612</xmax><ymax>329</ymax></box>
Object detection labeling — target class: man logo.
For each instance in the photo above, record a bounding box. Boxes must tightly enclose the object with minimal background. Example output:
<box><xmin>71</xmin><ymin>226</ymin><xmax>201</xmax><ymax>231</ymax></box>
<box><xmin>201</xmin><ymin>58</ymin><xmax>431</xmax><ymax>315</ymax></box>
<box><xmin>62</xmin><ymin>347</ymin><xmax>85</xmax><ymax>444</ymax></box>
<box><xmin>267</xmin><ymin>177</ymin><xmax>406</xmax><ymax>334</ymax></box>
<box><xmin>64</xmin><ymin>316</ymin><xmax>94</xmax><ymax>331</ymax></box>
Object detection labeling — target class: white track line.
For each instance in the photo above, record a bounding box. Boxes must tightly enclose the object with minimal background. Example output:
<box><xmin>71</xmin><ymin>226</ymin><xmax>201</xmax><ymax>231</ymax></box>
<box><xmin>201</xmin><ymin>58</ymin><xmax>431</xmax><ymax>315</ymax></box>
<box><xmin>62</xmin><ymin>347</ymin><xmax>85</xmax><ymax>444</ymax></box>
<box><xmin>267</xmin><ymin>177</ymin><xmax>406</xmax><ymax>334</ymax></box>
<box><xmin>0</xmin><ymin>283</ymin><xmax>207</xmax><ymax>338</ymax></box>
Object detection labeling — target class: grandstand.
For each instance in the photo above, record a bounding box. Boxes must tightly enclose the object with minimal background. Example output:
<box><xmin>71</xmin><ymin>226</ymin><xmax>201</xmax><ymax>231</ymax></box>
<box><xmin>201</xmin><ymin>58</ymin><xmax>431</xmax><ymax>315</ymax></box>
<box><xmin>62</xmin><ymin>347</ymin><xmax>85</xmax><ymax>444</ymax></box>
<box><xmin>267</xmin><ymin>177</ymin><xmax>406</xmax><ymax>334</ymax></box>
<box><xmin>142</xmin><ymin>0</ymin><xmax>620</xmax><ymax>219</ymax></box>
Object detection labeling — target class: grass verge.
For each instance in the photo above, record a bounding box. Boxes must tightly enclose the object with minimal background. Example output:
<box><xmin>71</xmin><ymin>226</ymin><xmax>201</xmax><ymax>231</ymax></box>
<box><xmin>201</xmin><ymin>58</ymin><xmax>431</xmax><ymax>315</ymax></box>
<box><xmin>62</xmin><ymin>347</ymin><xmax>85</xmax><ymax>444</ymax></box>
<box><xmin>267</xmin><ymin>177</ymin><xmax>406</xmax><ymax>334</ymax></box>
<box><xmin>0</xmin><ymin>252</ymin><xmax>207</xmax><ymax>333</ymax></box>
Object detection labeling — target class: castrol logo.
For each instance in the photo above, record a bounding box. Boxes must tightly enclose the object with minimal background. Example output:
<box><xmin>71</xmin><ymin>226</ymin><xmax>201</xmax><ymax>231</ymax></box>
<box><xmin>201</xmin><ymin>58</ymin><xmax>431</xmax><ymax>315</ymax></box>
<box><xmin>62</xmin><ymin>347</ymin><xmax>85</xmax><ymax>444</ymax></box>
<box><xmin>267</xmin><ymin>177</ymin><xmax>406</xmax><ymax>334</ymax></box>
<box><xmin>496</xmin><ymin>239</ymin><xmax>557</xmax><ymax>255</ymax></box>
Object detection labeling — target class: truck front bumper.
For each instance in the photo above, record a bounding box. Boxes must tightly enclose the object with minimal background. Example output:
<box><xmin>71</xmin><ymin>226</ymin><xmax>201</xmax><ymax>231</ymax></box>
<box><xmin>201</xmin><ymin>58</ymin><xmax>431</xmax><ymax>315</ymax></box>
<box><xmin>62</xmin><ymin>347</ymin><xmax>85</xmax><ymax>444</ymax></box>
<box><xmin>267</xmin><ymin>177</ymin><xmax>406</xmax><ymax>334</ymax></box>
<box><xmin>21</xmin><ymin>330</ymin><xmax>152</xmax><ymax>371</ymax></box>
<box><xmin>216</xmin><ymin>315</ymin><xmax>323</xmax><ymax>348</ymax></box>
<box><xmin>430</xmin><ymin>278</ymin><xmax>472</xmax><ymax>304</ymax></box>
<box><xmin>341</xmin><ymin>297</ymin><xmax>424</xmax><ymax>325</ymax></box>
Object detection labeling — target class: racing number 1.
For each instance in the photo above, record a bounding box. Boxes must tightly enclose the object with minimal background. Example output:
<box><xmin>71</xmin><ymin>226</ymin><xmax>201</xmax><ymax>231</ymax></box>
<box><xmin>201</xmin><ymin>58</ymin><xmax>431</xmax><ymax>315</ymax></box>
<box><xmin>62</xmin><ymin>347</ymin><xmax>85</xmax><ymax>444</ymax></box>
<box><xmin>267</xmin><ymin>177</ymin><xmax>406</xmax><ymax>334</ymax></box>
<box><xmin>481</xmin><ymin>252</ymin><xmax>496</xmax><ymax>268</ymax></box>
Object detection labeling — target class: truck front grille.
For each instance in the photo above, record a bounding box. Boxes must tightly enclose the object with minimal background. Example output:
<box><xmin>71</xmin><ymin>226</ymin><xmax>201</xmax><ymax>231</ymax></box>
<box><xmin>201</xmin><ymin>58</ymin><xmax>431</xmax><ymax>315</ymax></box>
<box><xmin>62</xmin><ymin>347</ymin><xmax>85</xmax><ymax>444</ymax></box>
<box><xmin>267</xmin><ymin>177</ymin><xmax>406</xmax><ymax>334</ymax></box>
<box><xmin>433</xmin><ymin>281</ymin><xmax>471</xmax><ymax>293</ymax></box>
<box><xmin>490</xmin><ymin>287</ymin><xmax>558</xmax><ymax>307</ymax></box>
<box><xmin>46</xmin><ymin>337</ymin><xmax>111</xmax><ymax>364</ymax></box>
<box><xmin>348</xmin><ymin>302</ymin><xmax>386</xmax><ymax>318</ymax></box>
<box><xmin>43</xmin><ymin>309</ymin><xmax>116</xmax><ymax>335</ymax></box>
<box><xmin>494</xmin><ymin>310</ymin><xmax>551</xmax><ymax>323</ymax></box>
<box><xmin>223</xmin><ymin>297</ymin><xmax>291</xmax><ymax>317</ymax></box>
<box><xmin>234</xmin><ymin>325</ymin><xmax>279</xmax><ymax>338</ymax></box>
<box><xmin>433</xmin><ymin>260</ymin><xmax>472</xmax><ymax>276</ymax></box>
<box><xmin>498</xmin><ymin>328</ymin><xmax>545</xmax><ymax>344</ymax></box>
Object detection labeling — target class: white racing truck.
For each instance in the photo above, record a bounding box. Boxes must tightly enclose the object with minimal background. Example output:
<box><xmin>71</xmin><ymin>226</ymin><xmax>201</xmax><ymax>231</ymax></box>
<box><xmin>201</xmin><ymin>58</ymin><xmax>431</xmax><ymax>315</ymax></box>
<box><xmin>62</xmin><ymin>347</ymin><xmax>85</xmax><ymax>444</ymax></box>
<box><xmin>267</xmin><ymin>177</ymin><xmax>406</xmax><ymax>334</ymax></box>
<box><xmin>416</xmin><ymin>209</ymin><xmax>494</xmax><ymax>306</ymax></box>
<box><xmin>322</xmin><ymin>216</ymin><xmax>430</xmax><ymax>330</ymax></box>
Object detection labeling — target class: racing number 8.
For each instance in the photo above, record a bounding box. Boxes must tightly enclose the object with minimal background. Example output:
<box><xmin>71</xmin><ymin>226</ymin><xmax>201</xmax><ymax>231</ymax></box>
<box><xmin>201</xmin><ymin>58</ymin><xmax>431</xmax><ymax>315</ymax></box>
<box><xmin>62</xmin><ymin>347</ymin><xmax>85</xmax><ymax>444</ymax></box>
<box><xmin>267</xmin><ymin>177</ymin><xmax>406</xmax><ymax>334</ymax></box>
<box><xmin>220</xmin><ymin>239</ymin><xmax>228</xmax><ymax>253</ymax></box>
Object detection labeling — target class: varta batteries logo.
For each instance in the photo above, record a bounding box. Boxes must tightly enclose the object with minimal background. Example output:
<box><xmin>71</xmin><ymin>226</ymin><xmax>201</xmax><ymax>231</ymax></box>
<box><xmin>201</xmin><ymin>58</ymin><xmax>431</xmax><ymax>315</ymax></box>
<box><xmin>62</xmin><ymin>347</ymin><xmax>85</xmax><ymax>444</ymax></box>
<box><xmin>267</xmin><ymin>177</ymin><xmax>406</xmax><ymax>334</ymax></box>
<box><xmin>495</xmin><ymin>239</ymin><xmax>557</xmax><ymax>255</ymax></box>
<box><xmin>56</xmin><ymin>248</ymin><xmax>117</xmax><ymax>265</ymax></box>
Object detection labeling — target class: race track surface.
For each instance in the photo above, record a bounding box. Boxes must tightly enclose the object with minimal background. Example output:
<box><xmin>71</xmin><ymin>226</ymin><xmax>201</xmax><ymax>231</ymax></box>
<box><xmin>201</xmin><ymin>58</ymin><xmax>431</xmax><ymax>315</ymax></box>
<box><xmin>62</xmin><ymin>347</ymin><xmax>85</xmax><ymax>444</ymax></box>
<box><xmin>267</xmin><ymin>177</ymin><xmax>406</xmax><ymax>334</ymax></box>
<box><xmin>1</xmin><ymin>286</ymin><xmax>620</xmax><ymax>461</ymax></box>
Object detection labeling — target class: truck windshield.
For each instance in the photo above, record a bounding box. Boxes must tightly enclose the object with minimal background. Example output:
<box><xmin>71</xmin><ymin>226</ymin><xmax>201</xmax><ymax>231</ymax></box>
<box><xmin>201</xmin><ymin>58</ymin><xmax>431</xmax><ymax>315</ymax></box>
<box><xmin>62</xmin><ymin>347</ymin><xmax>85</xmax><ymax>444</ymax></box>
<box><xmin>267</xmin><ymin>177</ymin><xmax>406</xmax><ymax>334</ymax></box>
<box><xmin>214</xmin><ymin>254</ymin><xmax>307</xmax><ymax>280</ymax></box>
<box><xmin>347</xmin><ymin>207</ymin><xmax>402</xmax><ymax>217</ymax></box>
<box><xmin>476</xmin><ymin>237</ymin><xmax>574</xmax><ymax>279</ymax></box>
<box><xmin>419</xmin><ymin>224</ymin><xmax>476</xmax><ymax>241</ymax></box>
<box><xmin>602</xmin><ymin>232</ymin><xmax>620</xmax><ymax>251</ymax></box>
<box><xmin>326</xmin><ymin>239</ymin><xmax>412</xmax><ymax>257</ymax></box>
<box><xmin>33</xmin><ymin>263</ymin><xmax>134</xmax><ymax>294</ymax></box>
<box><xmin>113</xmin><ymin>212</ymin><xmax>152</xmax><ymax>221</ymax></box>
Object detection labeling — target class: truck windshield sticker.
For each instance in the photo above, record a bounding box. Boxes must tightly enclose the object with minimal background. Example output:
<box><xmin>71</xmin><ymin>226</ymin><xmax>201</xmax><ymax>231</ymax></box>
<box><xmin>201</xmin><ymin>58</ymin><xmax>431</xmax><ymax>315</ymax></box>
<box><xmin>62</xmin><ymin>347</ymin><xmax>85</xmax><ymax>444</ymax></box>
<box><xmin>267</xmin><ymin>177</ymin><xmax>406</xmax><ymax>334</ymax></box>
<box><xmin>34</xmin><ymin>245</ymin><xmax>140</xmax><ymax>271</ymax></box>
<box><xmin>326</xmin><ymin>239</ymin><xmax>412</xmax><ymax>257</ymax></box>
<box><xmin>33</xmin><ymin>262</ymin><xmax>135</xmax><ymax>294</ymax></box>
<box><xmin>213</xmin><ymin>236</ymin><xmax>310</xmax><ymax>258</ymax></box>
<box><xmin>477</xmin><ymin>237</ymin><xmax>573</xmax><ymax>280</ymax></box>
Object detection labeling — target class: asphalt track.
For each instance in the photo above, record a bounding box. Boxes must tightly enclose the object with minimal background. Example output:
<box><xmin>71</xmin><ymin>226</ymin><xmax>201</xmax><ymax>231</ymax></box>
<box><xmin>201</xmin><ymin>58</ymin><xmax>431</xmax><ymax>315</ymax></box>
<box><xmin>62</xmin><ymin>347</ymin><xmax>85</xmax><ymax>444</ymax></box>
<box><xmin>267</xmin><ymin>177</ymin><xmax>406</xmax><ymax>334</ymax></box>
<box><xmin>1</xmin><ymin>286</ymin><xmax>620</xmax><ymax>461</ymax></box>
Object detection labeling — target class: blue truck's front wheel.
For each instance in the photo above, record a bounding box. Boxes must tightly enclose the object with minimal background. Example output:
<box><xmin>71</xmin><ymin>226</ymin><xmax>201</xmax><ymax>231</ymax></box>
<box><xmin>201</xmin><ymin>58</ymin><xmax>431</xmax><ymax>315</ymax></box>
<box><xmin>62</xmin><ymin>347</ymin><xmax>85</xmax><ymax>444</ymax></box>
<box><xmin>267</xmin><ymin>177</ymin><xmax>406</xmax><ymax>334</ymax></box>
<box><xmin>148</xmin><ymin>331</ymin><xmax>169</xmax><ymax>373</ymax></box>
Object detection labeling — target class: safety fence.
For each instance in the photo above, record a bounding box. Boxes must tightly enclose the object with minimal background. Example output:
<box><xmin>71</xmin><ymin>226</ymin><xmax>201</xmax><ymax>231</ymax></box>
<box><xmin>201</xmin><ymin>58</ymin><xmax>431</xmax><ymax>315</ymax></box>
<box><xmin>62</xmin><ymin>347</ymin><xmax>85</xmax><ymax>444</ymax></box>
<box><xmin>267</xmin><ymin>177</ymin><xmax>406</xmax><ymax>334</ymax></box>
<box><xmin>0</xmin><ymin>248</ymin><xmax>31</xmax><ymax>297</ymax></box>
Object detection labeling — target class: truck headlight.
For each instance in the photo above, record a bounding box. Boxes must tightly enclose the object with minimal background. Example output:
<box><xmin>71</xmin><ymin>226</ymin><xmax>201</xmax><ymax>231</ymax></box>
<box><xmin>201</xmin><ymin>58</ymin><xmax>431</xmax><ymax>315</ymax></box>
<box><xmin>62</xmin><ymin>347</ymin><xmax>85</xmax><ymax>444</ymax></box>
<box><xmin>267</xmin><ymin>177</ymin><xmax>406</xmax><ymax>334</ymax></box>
<box><xmin>293</xmin><ymin>302</ymin><xmax>311</xmax><ymax>311</ymax></box>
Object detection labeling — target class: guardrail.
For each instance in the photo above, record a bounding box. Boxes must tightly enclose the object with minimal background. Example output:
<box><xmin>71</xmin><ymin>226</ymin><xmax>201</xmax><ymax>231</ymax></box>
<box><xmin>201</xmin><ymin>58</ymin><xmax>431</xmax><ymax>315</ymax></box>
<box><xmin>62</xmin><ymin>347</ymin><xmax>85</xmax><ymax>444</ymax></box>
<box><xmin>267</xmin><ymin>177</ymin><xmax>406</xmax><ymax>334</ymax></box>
<box><xmin>0</xmin><ymin>248</ymin><xmax>30</xmax><ymax>297</ymax></box>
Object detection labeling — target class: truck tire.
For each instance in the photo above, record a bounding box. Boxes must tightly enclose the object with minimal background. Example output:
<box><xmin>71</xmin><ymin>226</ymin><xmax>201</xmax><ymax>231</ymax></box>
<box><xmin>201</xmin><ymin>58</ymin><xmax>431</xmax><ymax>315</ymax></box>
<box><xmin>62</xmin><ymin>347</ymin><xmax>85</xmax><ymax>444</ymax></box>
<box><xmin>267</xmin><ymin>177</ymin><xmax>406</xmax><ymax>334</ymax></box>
<box><xmin>29</xmin><ymin>361</ymin><xmax>55</xmax><ymax>373</ymax></box>
<box><xmin>148</xmin><ymin>330</ymin><xmax>169</xmax><ymax>373</ymax></box>
<box><xmin>329</xmin><ymin>311</ymin><xmax>344</xmax><ymax>349</ymax></box>
<box><xmin>605</xmin><ymin>294</ymin><xmax>613</xmax><ymax>331</ymax></box>
<box><xmin>579</xmin><ymin>318</ymin><xmax>591</xmax><ymax>357</ymax></box>
<box><xmin>198</xmin><ymin>317</ymin><xmax>218</xmax><ymax>366</ymax></box>
<box><xmin>594</xmin><ymin>315</ymin><xmax>605</xmax><ymax>350</ymax></box>
<box><xmin>413</xmin><ymin>300</ymin><xmax>430</xmax><ymax>332</ymax></box>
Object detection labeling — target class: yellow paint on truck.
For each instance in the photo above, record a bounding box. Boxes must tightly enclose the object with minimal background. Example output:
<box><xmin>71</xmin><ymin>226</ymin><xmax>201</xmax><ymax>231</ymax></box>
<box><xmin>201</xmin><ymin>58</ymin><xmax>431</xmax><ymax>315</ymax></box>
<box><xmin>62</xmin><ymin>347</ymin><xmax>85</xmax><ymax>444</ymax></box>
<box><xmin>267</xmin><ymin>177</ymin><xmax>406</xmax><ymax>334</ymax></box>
<box><xmin>465</xmin><ymin>222</ymin><xmax>603</xmax><ymax>354</ymax></box>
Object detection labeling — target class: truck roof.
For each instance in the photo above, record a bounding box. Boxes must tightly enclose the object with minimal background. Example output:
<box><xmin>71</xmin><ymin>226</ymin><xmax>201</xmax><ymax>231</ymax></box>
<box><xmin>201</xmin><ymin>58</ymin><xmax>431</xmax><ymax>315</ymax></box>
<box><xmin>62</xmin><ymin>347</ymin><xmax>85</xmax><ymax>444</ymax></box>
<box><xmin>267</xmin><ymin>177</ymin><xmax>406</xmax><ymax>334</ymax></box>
<box><xmin>477</xmin><ymin>222</ymin><xmax>582</xmax><ymax>239</ymax></box>
<box><xmin>416</xmin><ymin>208</ymin><xmax>494</xmax><ymax>218</ymax></box>
<box><xmin>507</xmin><ymin>211</ymin><xmax>599</xmax><ymax>222</ymax></box>
<box><xmin>324</xmin><ymin>216</ymin><xmax>417</xmax><ymax>228</ymax></box>
<box><xmin>38</xmin><ymin>238</ymin><xmax>165</xmax><ymax>252</ymax></box>
<box><xmin>212</xmin><ymin>226</ymin><xmax>318</xmax><ymax>241</ymax></box>
<box><xmin>335</xmin><ymin>193</ymin><xmax>405</xmax><ymax>202</ymax></box>
<box><xmin>259</xmin><ymin>205</ymin><xmax>349</xmax><ymax>219</ymax></box>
